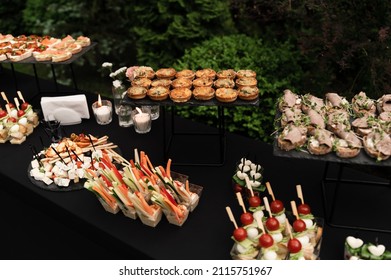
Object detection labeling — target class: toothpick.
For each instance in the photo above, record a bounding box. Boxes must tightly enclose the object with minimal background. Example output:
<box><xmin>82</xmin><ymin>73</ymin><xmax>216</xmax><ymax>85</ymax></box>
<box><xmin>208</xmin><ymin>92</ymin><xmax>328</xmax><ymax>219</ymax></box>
<box><xmin>263</xmin><ymin>196</ymin><xmax>272</xmax><ymax>217</ymax></box>
<box><xmin>290</xmin><ymin>200</ymin><xmax>299</xmax><ymax>220</ymax></box>
<box><xmin>226</xmin><ymin>206</ymin><xmax>238</xmax><ymax>229</ymax></box>
<box><xmin>1</xmin><ymin>92</ymin><xmax>9</xmax><ymax>103</ymax></box>
<box><xmin>286</xmin><ymin>220</ymin><xmax>293</xmax><ymax>239</ymax></box>
<box><xmin>17</xmin><ymin>91</ymin><xmax>25</xmax><ymax>103</ymax></box>
<box><xmin>14</xmin><ymin>97</ymin><xmax>20</xmax><ymax>110</ymax></box>
<box><xmin>296</xmin><ymin>184</ymin><xmax>305</xmax><ymax>204</ymax></box>
<box><xmin>5</xmin><ymin>104</ymin><xmax>11</xmax><ymax>115</ymax></box>
<box><xmin>254</xmin><ymin>215</ymin><xmax>265</xmax><ymax>234</ymax></box>
<box><xmin>185</xmin><ymin>180</ymin><xmax>190</xmax><ymax>193</ymax></box>
<box><xmin>244</xmin><ymin>176</ymin><xmax>254</xmax><ymax>197</ymax></box>
<box><xmin>266</xmin><ymin>182</ymin><xmax>275</xmax><ymax>201</ymax></box>
<box><xmin>236</xmin><ymin>192</ymin><xmax>246</xmax><ymax>213</ymax></box>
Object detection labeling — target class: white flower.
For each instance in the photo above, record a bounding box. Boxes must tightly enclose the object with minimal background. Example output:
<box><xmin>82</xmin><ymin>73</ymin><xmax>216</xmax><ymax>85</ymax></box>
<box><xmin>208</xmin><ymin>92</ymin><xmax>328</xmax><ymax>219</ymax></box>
<box><xmin>109</xmin><ymin>73</ymin><xmax>116</xmax><ymax>79</ymax></box>
<box><xmin>102</xmin><ymin>62</ymin><xmax>113</xmax><ymax>68</ymax></box>
<box><xmin>112</xmin><ymin>80</ymin><xmax>122</xmax><ymax>88</ymax></box>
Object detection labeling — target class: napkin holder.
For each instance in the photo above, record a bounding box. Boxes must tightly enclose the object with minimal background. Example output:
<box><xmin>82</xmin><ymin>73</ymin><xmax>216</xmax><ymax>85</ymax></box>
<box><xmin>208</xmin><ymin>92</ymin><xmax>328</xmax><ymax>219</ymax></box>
<box><xmin>41</xmin><ymin>94</ymin><xmax>90</xmax><ymax>125</ymax></box>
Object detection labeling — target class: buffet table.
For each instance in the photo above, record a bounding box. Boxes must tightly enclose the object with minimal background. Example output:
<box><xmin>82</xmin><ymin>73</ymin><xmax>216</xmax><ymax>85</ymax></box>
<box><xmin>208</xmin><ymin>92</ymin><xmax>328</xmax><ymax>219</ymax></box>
<box><xmin>1</xmin><ymin>70</ymin><xmax>390</xmax><ymax>260</ymax></box>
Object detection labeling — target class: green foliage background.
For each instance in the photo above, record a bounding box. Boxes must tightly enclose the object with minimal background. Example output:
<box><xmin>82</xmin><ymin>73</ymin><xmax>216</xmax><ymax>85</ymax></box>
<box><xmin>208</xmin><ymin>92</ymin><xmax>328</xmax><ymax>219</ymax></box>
<box><xmin>2</xmin><ymin>0</ymin><xmax>391</xmax><ymax>142</ymax></box>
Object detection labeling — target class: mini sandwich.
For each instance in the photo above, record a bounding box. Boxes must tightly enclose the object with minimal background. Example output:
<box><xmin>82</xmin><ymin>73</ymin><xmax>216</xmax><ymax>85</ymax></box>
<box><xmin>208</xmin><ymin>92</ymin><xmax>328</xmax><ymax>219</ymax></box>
<box><xmin>351</xmin><ymin>91</ymin><xmax>376</xmax><ymax>117</ymax></box>
<box><xmin>277</xmin><ymin>123</ymin><xmax>308</xmax><ymax>151</ymax></box>
<box><xmin>278</xmin><ymin>89</ymin><xmax>301</xmax><ymax>112</ymax></box>
<box><xmin>363</xmin><ymin>129</ymin><xmax>391</xmax><ymax>161</ymax></box>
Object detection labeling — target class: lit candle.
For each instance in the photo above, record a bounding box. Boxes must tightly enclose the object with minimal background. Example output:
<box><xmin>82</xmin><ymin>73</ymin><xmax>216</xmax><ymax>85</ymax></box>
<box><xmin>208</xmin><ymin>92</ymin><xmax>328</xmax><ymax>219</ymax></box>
<box><xmin>92</xmin><ymin>95</ymin><xmax>112</xmax><ymax>125</ymax></box>
<box><xmin>132</xmin><ymin>107</ymin><xmax>151</xmax><ymax>133</ymax></box>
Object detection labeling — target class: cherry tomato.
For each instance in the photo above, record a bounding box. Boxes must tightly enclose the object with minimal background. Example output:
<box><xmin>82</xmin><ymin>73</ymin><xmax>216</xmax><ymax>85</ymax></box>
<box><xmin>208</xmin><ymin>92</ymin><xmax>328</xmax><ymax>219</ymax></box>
<box><xmin>270</xmin><ymin>199</ymin><xmax>284</xmax><ymax>214</ymax></box>
<box><xmin>21</xmin><ymin>102</ymin><xmax>30</xmax><ymax>110</ymax></box>
<box><xmin>240</xmin><ymin>212</ymin><xmax>254</xmax><ymax>226</ymax></box>
<box><xmin>288</xmin><ymin>238</ymin><xmax>302</xmax><ymax>253</ymax></box>
<box><xmin>8</xmin><ymin>103</ymin><xmax>15</xmax><ymax>109</ymax></box>
<box><xmin>293</xmin><ymin>219</ymin><xmax>307</xmax><ymax>232</ymax></box>
<box><xmin>233</xmin><ymin>183</ymin><xmax>243</xmax><ymax>193</ymax></box>
<box><xmin>265</xmin><ymin>217</ymin><xmax>280</xmax><ymax>231</ymax></box>
<box><xmin>298</xmin><ymin>203</ymin><xmax>311</xmax><ymax>215</ymax></box>
<box><xmin>233</xmin><ymin>227</ymin><xmax>247</xmax><ymax>242</ymax></box>
<box><xmin>7</xmin><ymin>117</ymin><xmax>17</xmax><ymax>123</ymax></box>
<box><xmin>259</xmin><ymin>233</ymin><xmax>274</xmax><ymax>248</ymax></box>
<box><xmin>17</xmin><ymin>110</ymin><xmax>25</xmax><ymax>117</ymax></box>
<box><xmin>248</xmin><ymin>196</ymin><xmax>261</xmax><ymax>207</ymax></box>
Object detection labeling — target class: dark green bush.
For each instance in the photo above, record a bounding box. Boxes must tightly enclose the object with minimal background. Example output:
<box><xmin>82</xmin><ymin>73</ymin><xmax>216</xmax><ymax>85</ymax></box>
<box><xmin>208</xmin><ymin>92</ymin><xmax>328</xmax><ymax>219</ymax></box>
<box><xmin>174</xmin><ymin>34</ymin><xmax>303</xmax><ymax>143</ymax></box>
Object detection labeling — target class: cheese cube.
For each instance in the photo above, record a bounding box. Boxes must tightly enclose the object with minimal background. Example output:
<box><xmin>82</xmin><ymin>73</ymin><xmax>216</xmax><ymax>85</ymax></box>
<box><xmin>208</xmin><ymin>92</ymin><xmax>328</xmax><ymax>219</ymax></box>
<box><xmin>43</xmin><ymin>177</ymin><xmax>53</xmax><ymax>185</ymax></box>
<box><xmin>31</xmin><ymin>159</ymin><xmax>40</xmax><ymax>169</ymax></box>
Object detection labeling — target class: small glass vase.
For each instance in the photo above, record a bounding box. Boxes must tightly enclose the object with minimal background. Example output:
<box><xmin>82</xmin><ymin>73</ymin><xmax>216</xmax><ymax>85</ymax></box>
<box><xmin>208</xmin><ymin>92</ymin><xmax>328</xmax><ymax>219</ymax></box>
<box><xmin>112</xmin><ymin>84</ymin><xmax>126</xmax><ymax>115</ymax></box>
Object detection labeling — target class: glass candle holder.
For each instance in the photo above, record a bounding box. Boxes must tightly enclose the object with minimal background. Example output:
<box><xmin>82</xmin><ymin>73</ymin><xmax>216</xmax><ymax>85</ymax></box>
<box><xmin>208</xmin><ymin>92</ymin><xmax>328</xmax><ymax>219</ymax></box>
<box><xmin>92</xmin><ymin>100</ymin><xmax>112</xmax><ymax>125</ymax></box>
<box><xmin>118</xmin><ymin>104</ymin><xmax>133</xmax><ymax>127</ymax></box>
<box><xmin>131</xmin><ymin>107</ymin><xmax>152</xmax><ymax>134</ymax></box>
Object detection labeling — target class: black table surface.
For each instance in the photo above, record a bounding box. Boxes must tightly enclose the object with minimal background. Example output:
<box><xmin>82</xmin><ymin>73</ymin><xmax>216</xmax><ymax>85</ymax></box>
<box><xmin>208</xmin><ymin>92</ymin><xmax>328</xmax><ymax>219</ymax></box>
<box><xmin>0</xmin><ymin>70</ymin><xmax>390</xmax><ymax>260</ymax></box>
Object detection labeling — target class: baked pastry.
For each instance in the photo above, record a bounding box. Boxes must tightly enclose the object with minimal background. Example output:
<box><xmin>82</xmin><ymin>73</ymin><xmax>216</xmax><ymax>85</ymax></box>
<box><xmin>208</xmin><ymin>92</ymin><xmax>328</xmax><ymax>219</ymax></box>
<box><xmin>192</xmin><ymin>87</ymin><xmax>215</xmax><ymax>101</ymax></box>
<box><xmin>195</xmin><ymin>68</ymin><xmax>216</xmax><ymax>79</ymax></box>
<box><xmin>147</xmin><ymin>86</ymin><xmax>169</xmax><ymax>101</ymax></box>
<box><xmin>133</xmin><ymin>66</ymin><xmax>155</xmax><ymax>79</ymax></box>
<box><xmin>236</xmin><ymin>69</ymin><xmax>256</xmax><ymax>78</ymax></box>
<box><xmin>127</xmin><ymin>86</ymin><xmax>147</xmax><ymax>99</ymax></box>
<box><xmin>215</xmin><ymin>88</ymin><xmax>238</xmax><ymax>103</ymax></box>
<box><xmin>192</xmin><ymin>77</ymin><xmax>213</xmax><ymax>87</ymax></box>
<box><xmin>175</xmin><ymin>69</ymin><xmax>195</xmax><ymax>80</ymax></box>
<box><xmin>214</xmin><ymin>78</ymin><xmax>235</xmax><ymax>88</ymax></box>
<box><xmin>171</xmin><ymin>78</ymin><xmax>192</xmax><ymax>89</ymax></box>
<box><xmin>235</xmin><ymin>77</ymin><xmax>257</xmax><ymax>89</ymax></box>
<box><xmin>156</xmin><ymin>67</ymin><xmax>176</xmax><ymax>79</ymax></box>
<box><xmin>131</xmin><ymin>77</ymin><xmax>152</xmax><ymax>88</ymax></box>
<box><xmin>170</xmin><ymin>88</ymin><xmax>192</xmax><ymax>103</ymax></box>
<box><xmin>238</xmin><ymin>86</ymin><xmax>259</xmax><ymax>101</ymax></box>
<box><xmin>216</xmin><ymin>69</ymin><xmax>236</xmax><ymax>79</ymax></box>
<box><xmin>151</xmin><ymin>79</ymin><xmax>172</xmax><ymax>88</ymax></box>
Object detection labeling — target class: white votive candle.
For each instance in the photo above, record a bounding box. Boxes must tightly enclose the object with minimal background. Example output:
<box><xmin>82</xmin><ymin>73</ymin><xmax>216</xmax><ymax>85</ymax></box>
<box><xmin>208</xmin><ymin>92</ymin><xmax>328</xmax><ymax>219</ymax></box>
<box><xmin>92</xmin><ymin>99</ymin><xmax>112</xmax><ymax>125</ymax></box>
<box><xmin>132</xmin><ymin>107</ymin><xmax>151</xmax><ymax>133</ymax></box>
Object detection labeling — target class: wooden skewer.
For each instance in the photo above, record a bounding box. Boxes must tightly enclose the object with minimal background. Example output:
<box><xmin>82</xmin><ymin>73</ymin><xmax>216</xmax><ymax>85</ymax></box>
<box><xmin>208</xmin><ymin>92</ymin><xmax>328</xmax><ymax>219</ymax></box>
<box><xmin>290</xmin><ymin>200</ymin><xmax>299</xmax><ymax>220</ymax></box>
<box><xmin>226</xmin><ymin>206</ymin><xmax>238</xmax><ymax>229</ymax></box>
<box><xmin>263</xmin><ymin>196</ymin><xmax>272</xmax><ymax>217</ymax></box>
<box><xmin>286</xmin><ymin>220</ymin><xmax>293</xmax><ymax>239</ymax></box>
<box><xmin>254</xmin><ymin>215</ymin><xmax>265</xmax><ymax>234</ymax></box>
<box><xmin>17</xmin><ymin>91</ymin><xmax>25</xmax><ymax>103</ymax></box>
<box><xmin>14</xmin><ymin>97</ymin><xmax>20</xmax><ymax>111</ymax></box>
<box><xmin>244</xmin><ymin>176</ymin><xmax>254</xmax><ymax>197</ymax></box>
<box><xmin>266</xmin><ymin>182</ymin><xmax>275</xmax><ymax>201</ymax></box>
<box><xmin>5</xmin><ymin>104</ymin><xmax>11</xmax><ymax>115</ymax></box>
<box><xmin>236</xmin><ymin>192</ymin><xmax>246</xmax><ymax>213</ymax></box>
<box><xmin>1</xmin><ymin>92</ymin><xmax>9</xmax><ymax>103</ymax></box>
<box><xmin>296</xmin><ymin>184</ymin><xmax>305</xmax><ymax>205</ymax></box>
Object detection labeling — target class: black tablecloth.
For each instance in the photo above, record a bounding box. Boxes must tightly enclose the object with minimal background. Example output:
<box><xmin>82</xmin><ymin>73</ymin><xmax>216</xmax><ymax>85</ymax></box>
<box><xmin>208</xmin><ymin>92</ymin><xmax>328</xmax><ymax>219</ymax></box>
<box><xmin>0</xmin><ymin>70</ymin><xmax>390</xmax><ymax>260</ymax></box>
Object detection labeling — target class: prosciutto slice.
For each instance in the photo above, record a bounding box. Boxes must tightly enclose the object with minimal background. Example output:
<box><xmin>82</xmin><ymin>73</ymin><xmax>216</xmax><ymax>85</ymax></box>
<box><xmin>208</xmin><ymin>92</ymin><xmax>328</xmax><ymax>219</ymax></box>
<box><xmin>310</xmin><ymin>128</ymin><xmax>334</xmax><ymax>148</ymax></box>
<box><xmin>307</xmin><ymin>109</ymin><xmax>325</xmax><ymax>129</ymax></box>
<box><xmin>282</xmin><ymin>124</ymin><xmax>307</xmax><ymax>145</ymax></box>
<box><xmin>302</xmin><ymin>94</ymin><xmax>325</xmax><ymax>114</ymax></box>
<box><xmin>325</xmin><ymin>92</ymin><xmax>346</xmax><ymax>108</ymax></box>
<box><xmin>377</xmin><ymin>94</ymin><xmax>391</xmax><ymax>113</ymax></box>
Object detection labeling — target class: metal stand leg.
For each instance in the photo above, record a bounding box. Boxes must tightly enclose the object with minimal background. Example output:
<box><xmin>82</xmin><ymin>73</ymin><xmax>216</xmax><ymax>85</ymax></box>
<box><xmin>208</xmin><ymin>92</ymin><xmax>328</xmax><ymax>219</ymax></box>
<box><xmin>163</xmin><ymin>106</ymin><xmax>226</xmax><ymax>166</ymax></box>
<box><xmin>321</xmin><ymin>162</ymin><xmax>391</xmax><ymax>233</ymax></box>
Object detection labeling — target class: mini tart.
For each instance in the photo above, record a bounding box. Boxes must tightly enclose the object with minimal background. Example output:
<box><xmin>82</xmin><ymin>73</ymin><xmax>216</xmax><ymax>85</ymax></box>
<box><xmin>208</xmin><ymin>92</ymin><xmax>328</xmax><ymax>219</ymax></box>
<box><xmin>127</xmin><ymin>86</ymin><xmax>147</xmax><ymax>100</ymax></box>
<box><xmin>156</xmin><ymin>67</ymin><xmax>177</xmax><ymax>79</ymax></box>
<box><xmin>170</xmin><ymin>88</ymin><xmax>192</xmax><ymax>103</ymax></box>
<box><xmin>214</xmin><ymin>78</ymin><xmax>235</xmax><ymax>88</ymax></box>
<box><xmin>147</xmin><ymin>86</ymin><xmax>169</xmax><ymax>101</ymax></box>
<box><xmin>238</xmin><ymin>86</ymin><xmax>259</xmax><ymax>101</ymax></box>
<box><xmin>192</xmin><ymin>77</ymin><xmax>213</xmax><ymax>87</ymax></box>
<box><xmin>171</xmin><ymin>77</ymin><xmax>193</xmax><ymax>89</ymax></box>
<box><xmin>216</xmin><ymin>69</ymin><xmax>236</xmax><ymax>79</ymax></box>
<box><xmin>131</xmin><ymin>77</ymin><xmax>152</xmax><ymax>88</ymax></box>
<box><xmin>235</xmin><ymin>77</ymin><xmax>258</xmax><ymax>88</ymax></box>
<box><xmin>151</xmin><ymin>79</ymin><xmax>172</xmax><ymax>88</ymax></box>
<box><xmin>215</xmin><ymin>88</ymin><xmax>238</xmax><ymax>103</ymax></box>
<box><xmin>195</xmin><ymin>68</ymin><xmax>216</xmax><ymax>80</ymax></box>
<box><xmin>192</xmin><ymin>87</ymin><xmax>215</xmax><ymax>101</ymax></box>
<box><xmin>236</xmin><ymin>69</ymin><xmax>256</xmax><ymax>78</ymax></box>
<box><xmin>175</xmin><ymin>69</ymin><xmax>195</xmax><ymax>80</ymax></box>
<box><xmin>134</xmin><ymin>66</ymin><xmax>155</xmax><ymax>79</ymax></box>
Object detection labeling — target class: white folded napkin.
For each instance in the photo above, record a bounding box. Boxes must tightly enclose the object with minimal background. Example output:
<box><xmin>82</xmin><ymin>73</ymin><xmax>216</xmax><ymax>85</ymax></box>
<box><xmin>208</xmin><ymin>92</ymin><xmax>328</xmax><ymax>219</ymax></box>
<box><xmin>41</xmin><ymin>94</ymin><xmax>90</xmax><ymax>125</ymax></box>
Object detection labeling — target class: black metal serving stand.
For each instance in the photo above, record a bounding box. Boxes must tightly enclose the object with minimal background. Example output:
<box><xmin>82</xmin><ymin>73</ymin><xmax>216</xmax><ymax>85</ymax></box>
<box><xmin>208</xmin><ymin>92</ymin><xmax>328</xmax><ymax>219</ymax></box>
<box><xmin>122</xmin><ymin>96</ymin><xmax>259</xmax><ymax>166</ymax></box>
<box><xmin>1</xmin><ymin>42</ymin><xmax>96</xmax><ymax>95</ymax></box>
<box><xmin>273</xmin><ymin>142</ymin><xmax>391</xmax><ymax>233</ymax></box>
